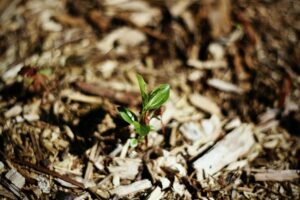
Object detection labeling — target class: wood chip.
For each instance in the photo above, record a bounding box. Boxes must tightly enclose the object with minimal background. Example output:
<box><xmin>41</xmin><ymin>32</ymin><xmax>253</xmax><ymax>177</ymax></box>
<box><xmin>23</xmin><ymin>113</ymin><xmax>39</xmax><ymax>122</ymax></box>
<box><xmin>180</xmin><ymin>115</ymin><xmax>221</xmax><ymax>143</ymax></box>
<box><xmin>207</xmin><ymin>78</ymin><xmax>244</xmax><ymax>94</ymax></box>
<box><xmin>120</xmin><ymin>139</ymin><xmax>130</xmax><ymax>159</ymax></box>
<box><xmin>254</xmin><ymin>170</ymin><xmax>300</xmax><ymax>182</ymax></box>
<box><xmin>97</xmin><ymin>60</ymin><xmax>118</xmax><ymax>79</ymax></box>
<box><xmin>170</xmin><ymin>0</ymin><xmax>193</xmax><ymax>17</ymax></box>
<box><xmin>96</xmin><ymin>27</ymin><xmax>146</xmax><ymax>53</ymax></box>
<box><xmin>5</xmin><ymin>169</ymin><xmax>25</xmax><ymax>189</ymax></box>
<box><xmin>1</xmin><ymin>63</ymin><xmax>23</xmax><ymax>81</ymax></box>
<box><xmin>4</xmin><ymin>105</ymin><xmax>22</xmax><ymax>118</ymax></box>
<box><xmin>108</xmin><ymin>158</ymin><xmax>141</xmax><ymax>180</ymax></box>
<box><xmin>110</xmin><ymin>179</ymin><xmax>152</xmax><ymax>197</ymax></box>
<box><xmin>172</xmin><ymin>177</ymin><xmax>185</xmax><ymax>196</ymax></box>
<box><xmin>208</xmin><ymin>43</ymin><xmax>225</xmax><ymax>60</ymax></box>
<box><xmin>187</xmin><ymin>59</ymin><xmax>227</xmax><ymax>70</ymax></box>
<box><xmin>189</xmin><ymin>93</ymin><xmax>222</xmax><ymax>117</ymax></box>
<box><xmin>37</xmin><ymin>175</ymin><xmax>50</xmax><ymax>194</ymax></box>
<box><xmin>225</xmin><ymin>118</ymin><xmax>241</xmax><ymax>130</ymax></box>
<box><xmin>147</xmin><ymin>186</ymin><xmax>163</xmax><ymax>200</ymax></box>
<box><xmin>84</xmin><ymin>143</ymin><xmax>98</xmax><ymax>180</ymax></box>
<box><xmin>193</xmin><ymin>125</ymin><xmax>255</xmax><ymax>180</ymax></box>
<box><xmin>155</xmin><ymin>152</ymin><xmax>187</xmax><ymax>177</ymax></box>
<box><xmin>63</xmin><ymin>125</ymin><xmax>74</xmax><ymax>140</ymax></box>
<box><xmin>159</xmin><ymin>177</ymin><xmax>170</xmax><ymax>190</ymax></box>
<box><xmin>180</xmin><ymin>122</ymin><xmax>202</xmax><ymax>141</ymax></box>
<box><xmin>60</xmin><ymin>89</ymin><xmax>103</xmax><ymax>104</ymax></box>
<box><xmin>0</xmin><ymin>161</ymin><xmax>4</xmax><ymax>173</ymax></box>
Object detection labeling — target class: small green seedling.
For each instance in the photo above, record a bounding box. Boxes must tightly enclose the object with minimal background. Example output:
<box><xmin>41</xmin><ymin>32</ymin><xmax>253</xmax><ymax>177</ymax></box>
<box><xmin>19</xmin><ymin>66</ymin><xmax>53</xmax><ymax>93</ymax></box>
<box><xmin>118</xmin><ymin>74</ymin><xmax>170</xmax><ymax>147</ymax></box>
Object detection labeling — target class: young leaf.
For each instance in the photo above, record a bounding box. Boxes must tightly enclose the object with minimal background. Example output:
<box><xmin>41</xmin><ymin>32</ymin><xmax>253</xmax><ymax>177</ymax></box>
<box><xmin>37</xmin><ymin>68</ymin><xmax>52</xmax><ymax>77</ymax></box>
<box><xmin>118</xmin><ymin>107</ymin><xmax>136</xmax><ymax>124</ymax></box>
<box><xmin>137</xmin><ymin>135</ymin><xmax>145</xmax><ymax>141</ymax></box>
<box><xmin>129</xmin><ymin>138</ymin><xmax>138</xmax><ymax>148</ymax></box>
<box><xmin>132</xmin><ymin>121</ymin><xmax>151</xmax><ymax>136</ymax></box>
<box><xmin>143</xmin><ymin>84</ymin><xmax>170</xmax><ymax>111</ymax></box>
<box><xmin>136</xmin><ymin>74</ymin><xmax>148</xmax><ymax>106</ymax></box>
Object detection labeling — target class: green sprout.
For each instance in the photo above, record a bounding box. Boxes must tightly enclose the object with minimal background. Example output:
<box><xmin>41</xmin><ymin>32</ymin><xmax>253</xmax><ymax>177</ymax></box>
<box><xmin>118</xmin><ymin>74</ymin><xmax>170</xmax><ymax>147</ymax></box>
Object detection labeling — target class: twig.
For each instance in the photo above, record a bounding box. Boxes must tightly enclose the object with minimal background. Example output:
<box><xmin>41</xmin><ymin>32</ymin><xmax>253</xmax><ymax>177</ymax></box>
<box><xmin>75</xmin><ymin>81</ymin><xmax>140</xmax><ymax>106</ymax></box>
<box><xmin>12</xmin><ymin>159</ymin><xmax>84</xmax><ymax>189</ymax></box>
<box><xmin>0</xmin><ymin>176</ymin><xmax>29</xmax><ymax>200</ymax></box>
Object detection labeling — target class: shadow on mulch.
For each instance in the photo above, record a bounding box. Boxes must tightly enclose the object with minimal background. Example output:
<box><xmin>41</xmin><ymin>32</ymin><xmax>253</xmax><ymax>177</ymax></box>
<box><xmin>0</xmin><ymin>82</ymin><xmax>35</xmax><ymax>101</ymax></box>
<box><xmin>280</xmin><ymin>111</ymin><xmax>300</xmax><ymax>137</ymax></box>
<box><xmin>40</xmin><ymin>105</ymin><xmax>131</xmax><ymax>156</ymax></box>
<box><xmin>69</xmin><ymin>107</ymin><xmax>106</xmax><ymax>155</ymax></box>
<box><xmin>40</xmin><ymin>106</ymin><xmax>106</xmax><ymax>155</ymax></box>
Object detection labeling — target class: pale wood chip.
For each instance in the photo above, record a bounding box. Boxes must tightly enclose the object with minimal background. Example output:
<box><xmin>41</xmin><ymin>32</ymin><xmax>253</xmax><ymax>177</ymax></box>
<box><xmin>96</xmin><ymin>27</ymin><xmax>146</xmax><ymax>53</ymax></box>
<box><xmin>110</xmin><ymin>179</ymin><xmax>152</xmax><ymax>197</ymax></box>
<box><xmin>84</xmin><ymin>143</ymin><xmax>98</xmax><ymax>180</ymax></box>
<box><xmin>188</xmin><ymin>59</ymin><xmax>227</xmax><ymax>69</ymax></box>
<box><xmin>189</xmin><ymin>93</ymin><xmax>222</xmax><ymax>117</ymax></box>
<box><xmin>225</xmin><ymin>118</ymin><xmax>241</xmax><ymax>130</ymax></box>
<box><xmin>5</xmin><ymin>169</ymin><xmax>25</xmax><ymax>189</ymax></box>
<box><xmin>226</xmin><ymin>160</ymin><xmax>248</xmax><ymax>170</ymax></box>
<box><xmin>63</xmin><ymin>125</ymin><xmax>74</xmax><ymax>140</ymax></box>
<box><xmin>207</xmin><ymin>78</ymin><xmax>244</xmax><ymax>94</ymax></box>
<box><xmin>180</xmin><ymin>122</ymin><xmax>202</xmax><ymax>141</ymax></box>
<box><xmin>172</xmin><ymin>177</ymin><xmax>185</xmax><ymax>196</ymax></box>
<box><xmin>0</xmin><ymin>161</ymin><xmax>4</xmax><ymax>173</ymax></box>
<box><xmin>23</xmin><ymin>113</ymin><xmax>39</xmax><ymax>122</ymax></box>
<box><xmin>159</xmin><ymin>177</ymin><xmax>171</xmax><ymax>190</ymax></box>
<box><xmin>4</xmin><ymin>105</ymin><xmax>22</xmax><ymax>118</ymax></box>
<box><xmin>60</xmin><ymin>89</ymin><xmax>102</xmax><ymax>104</ymax></box>
<box><xmin>254</xmin><ymin>170</ymin><xmax>300</xmax><ymax>182</ymax></box>
<box><xmin>37</xmin><ymin>175</ymin><xmax>50</xmax><ymax>194</ymax></box>
<box><xmin>108</xmin><ymin>158</ymin><xmax>142</xmax><ymax>180</ymax></box>
<box><xmin>258</xmin><ymin>108</ymin><xmax>279</xmax><ymax>123</ymax></box>
<box><xmin>54</xmin><ymin>178</ymin><xmax>77</xmax><ymax>188</ymax></box>
<box><xmin>109</xmin><ymin>144</ymin><xmax>123</xmax><ymax>157</ymax></box>
<box><xmin>2</xmin><ymin>63</ymin><xmax>23</xmax><ymax>81</ymax></box>
<box><xmin>208</xmin><ymin>43</ymin><xmax>225</xmax><ymax>60</ymax></box>
<box><xmin>147</xmin><ymin>186</ymin><xmax>163</xmax><ymax>200</ymax></box>
<box><xmin>97</xmin><ymin>60</ymin><xmax>118</xmax><ymax>79</ymax></box>
<box><xmin>170</xmin><ymin>0</ymin><xmax>193</xmax><ymax>17</ymax></box>
<box><xmin>180</xmin><ymin>115</ymin><xmax>221</xmax><ymax>143</ymax></box>
<box><xmin>155</xmin><ymin>152</ymin><xmax>187</xmax><ymax>176</ymax></box>
<box><xmin>256</xmin><ymin>120</ymin><xmax>279</xmax><ymax>133</ymax></box>
<box><xmin>193</xmin><ymin>125</ymin><xmax>255</xmax><ymax>180</ymax></box>
<box><xmin>120</xmin><ymin>139</ymin><xmax>130</xmax><ymax>159</ymax></box>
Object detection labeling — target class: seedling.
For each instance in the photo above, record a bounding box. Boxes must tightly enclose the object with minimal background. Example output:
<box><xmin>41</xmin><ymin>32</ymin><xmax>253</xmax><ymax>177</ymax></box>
<box><xmin>19</xmin><ymin>67</ymin><xmax>53</xmax><ymax>93</ymax></box>
<box><xmin>118</xmin><ymin>74</ymin><xmax>170</xmax><ymax>147</ymax></box>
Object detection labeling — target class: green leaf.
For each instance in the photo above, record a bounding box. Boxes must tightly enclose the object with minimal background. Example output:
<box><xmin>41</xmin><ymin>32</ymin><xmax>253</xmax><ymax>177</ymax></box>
<box><xmin>129</xmin><ymin>138</ymin><xmax>138</xmax><ymax>148</ymax></box>
<box><xmin>150</xmin><ymin>125</ymin><xmax>155</xmax><ymax>131</ymax></box>
<box><xmin>137</xmin><ymin>135</ymin><xmax>144</xmax><ymax>141</ymax></box>
<box><xmin>136</xmin><ymin>74</ymin><xmax>148</xmax><ymax>106</ymax></box>
<box><xmin>143</xmin><ymin>84</ymin><xmax>170</xmax><ymax>111</ymax></box>
<box><xmin>23</xmin><ymin>77</ymin><xmax>33</xmax><ymax>86</ymax></box>
<box><xmin>118</xmin><ymin>107</ymin><xmax>137</xmax><ymax>124</ymax></box>
<box><xmin>37</xmin><ymin>68</ymin><xmax>52</xmax><ymax>76</ymax></box>
<box><xmin>132</xmin><ymin>121</ymin><xmax>151</xmax><ymax>136</ymax></box>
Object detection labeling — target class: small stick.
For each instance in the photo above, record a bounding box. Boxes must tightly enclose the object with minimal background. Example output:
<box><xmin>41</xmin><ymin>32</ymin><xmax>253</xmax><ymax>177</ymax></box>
<box><xmin>12</xmin><ymin>159</ymin><xmax>84</xmax><ymax>189</ymax></box>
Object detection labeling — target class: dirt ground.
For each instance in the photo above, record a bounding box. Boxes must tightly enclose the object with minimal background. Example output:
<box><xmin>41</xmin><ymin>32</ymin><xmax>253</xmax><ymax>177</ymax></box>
<box><xmin>0</xmin><ymin>0</ymin><xmax>299</xmax><ymax>199</ymax></box>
